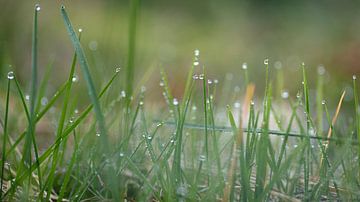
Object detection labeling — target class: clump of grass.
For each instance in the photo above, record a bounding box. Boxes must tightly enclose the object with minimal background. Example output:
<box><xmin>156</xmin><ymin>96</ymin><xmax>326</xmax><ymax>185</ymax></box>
<box><xmin>1</xmin><ymin>3</ymin><xmax>360</xmax><ymax>201</ymax></box>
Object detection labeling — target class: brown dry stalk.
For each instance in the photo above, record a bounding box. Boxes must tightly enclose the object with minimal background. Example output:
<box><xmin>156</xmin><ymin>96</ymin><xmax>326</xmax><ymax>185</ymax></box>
<box><xmin>222</xmin><ymin>84</ymin><xmax>255</xmax><ymax>201</ymax></box>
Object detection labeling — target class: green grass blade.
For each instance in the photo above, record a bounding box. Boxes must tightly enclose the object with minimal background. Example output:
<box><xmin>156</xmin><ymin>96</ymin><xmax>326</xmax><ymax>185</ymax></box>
<box><xmin>61</xmin><ymin>5</ymin><xmax>108</xmax><ymax>149</ymax></box>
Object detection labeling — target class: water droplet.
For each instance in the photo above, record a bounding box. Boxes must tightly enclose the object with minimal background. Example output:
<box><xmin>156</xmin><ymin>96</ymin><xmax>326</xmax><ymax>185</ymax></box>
<box><xmin>294</xmin><ymin>144</ymin><xmax>298</xmax><ymax>148</ymax></box>
<box><xmin>281</xmin><ymin>90</ymin><xmax>289</xmax><ymax>99</ymax></box>
<box><xmin>176</xmin><ymin>184</ymin><xmax>188</xmax><ymax>198</ymax></box>
<box><xmin>322</xmin><ymin>100</ymin><xmax>326</xmax><ymax>105</ymax></box>
<box><xmin>170</xmin><ymin>139</ymin><xmax>175</xmax><ymax>143</ymax></box>
<box><xmin>301</xmin><ymin>62</ymin><xmax>305</xmax><ymax>66</ymax></box>
<box><xmin>296</xmin><ymin>92</ymin><xmax>301</xmax><ymax>99</ymax></box>
<box><xmin>139</xmin><ymin>101</ymin><xmax>144</xmax><ymax>106</ymax></box>
<box><xmin>78</xmin><ymin>28</ymin><xmax>83</xmax><ymax>33</ymax></box>
<box><xmin>41</xmin><ymin>97</ymin><xmax>48</xmax><ymax>106</ymax></box>
<box><xmin>194</xmin><ymin>49</ymin><xmax>200</xmax><ymax>56</ymax></box>
<box><xmin>317</xmin><ymin>65</ymin><xmax>325</xmax><ymax>75</ymax></box>
<box><xmin>7</xmin><ymin>71</ymin><xmax>14</xmax><ymax>80</ymax></box>
<box><xmin>264</xmin><ymin>59</ymin><xmax>269</xmax><ymax>65</ymax></box>
<box><xmin>147</xmin><ymin>136</ymin><xmax>152</xmax><ymax>140</ymax></box>
<box><xmin>242</xmin><ymin>63</ymin><xmax>248</xmax><ymax>70</ymax></box>
<box><xmin>115</xmin><ymin>67</ymin><xmax>121</xmax><ymax>73</ymax></box>
<box><xmin>250</xmin><ymin>101</ymin><xmax>255</xmax><ymax>106</ymax></box>
<box><xmin>159</xmin><ymin>81</ymin><xmax>164</xmax><ymax>86</ymax></box>
<box><xmin>192</xmin><ymin>74</ymin><xmax>199</xmax><ymax>80</ymax></box>
<box><xmin>199</xmin><ymin>155</ymin><xmax>206</xmax><ymax>162</ymax></box>
<box><xmin>35</xmin><ymin>4</ymin><xmax>41</xmax><ymax>11</ymax></box>
<box><xmin>25</xmin><ymin>95</ymin><xmax>30</xmax><ymax>101</ymax></box>
<box><xmin>199</xmin><ymin>74</ymin><xmax>204</xmax><ymax>80</ymax></box>
<box><xmin>274</xmin><ymin>61</ymin><xmax>282</xmax><ymax>69</ymax></box>
<box><xmin>214</xmin><ymin>79</ymin><xmax>219</xmax><ymax>84</ymax></box>
<box><xmin>207</xmin><ymin>79</ymin><xmax>212</xmax><ymax>84</ymax></box>
<box><xmin>69</xmin><ymin>117</ymin><xmax>74</xmax><ymax>123</ymax></box>
<box><xmin>192</xmin><ymin>105</ymin><xmax>197</xmax><ymax>111</ymax></box>
<box><xmin>353</xmin><ymin>75</ymin><xmax>357</xmax><ymax>80</ymax></box>
<box><xmin>96</xmin><ymin>132</ymin><xmax>101</xmax><ymax>137</ymax></box>
<box><xmin>72</xmin><ymin>75</ymin><xmax>78</xmax><ymax>82</ymax></box>
<box><xmin>301</xmin><ymin>81</ymin><xmax>304</xmax><ymax>85</ymax></box>
<box><xmin>156</xmin><ymin>122</ymin><xmax>163</xmax><ymax>127</ymax></box>
<box><xmin>173</xmin><ymin>98</ymin><xmax>179</xmax><ymax>106</ymax></box>
<box><xmin>234</xmin><ymin>102</ymin><xmax>241</xmax><ymax>108</ymax></box>
<box><xmin>193</xmin><ymin>61</ymin><xmax>199</xmax><ymax>66</ymax></box>
<box><xmin>74</xmin><ymin>109</ymin><xmax>79</xmax><ymax>114</ymax></box>
<box><xmin>120</xmin><ymin>90</ymin><xmax>126</xmax><ymax>98</ymax></box>
<box><xmin>89</xmin><ymin>41</ymin><xmax>98</xmax><ymax>51</ymax></box>
<box><xmin>119</xmin><ymin>153</ymin><xmax>124</xmax><ymax>157</ymax></box>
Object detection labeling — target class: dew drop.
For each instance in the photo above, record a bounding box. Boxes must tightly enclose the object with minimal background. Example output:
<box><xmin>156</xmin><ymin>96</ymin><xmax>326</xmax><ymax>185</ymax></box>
<box><xmin>35</xmin><ymin>4</ymin><xmax>41</xmax><ymax>11</ymax></box>
<box><xmin>199</xmin><ymin>74</ymin><xmax>204</xmax><ymax>80</ymax></box>
<box><xmin>317</xmin><ymin>65</ymin><xmax>325</xmax><ymax>75</ymax></box>
<box><xmin>193</xmin><ymin>61</ymin><xmax>199</xmax><ymax>66</ymax></box>
<box><xmin>234</xmin><ymin>102</ymin><xmax>241</xmax><ymax>108</ymax></box>
<box><xmin>301</xmin><ymin>62</ymin><xmax>305</xmax><ymax>66</ymax></box>
<box><xmin>25</xmin><ymin>95</ymin><xmax>30</xmax><ymax>101</ymax></box>
<box><xmin>264</xmin><ymin>59</ymin><xmax>269</xmax><ymax>65</ymax></box>
<box><xmin>78</xmin><ymin>28</ymin><xmax>83</xmax><ymax>33</ymax></box>
<box><xmin>173</xmin><ymin>98</ymin><xmax>179</xmax><ymax>106</ymax></box>
<box><xmin>41</xmin><ymin>97</ymin><xmax>48</xmax><ymax>106</ymax></box>
<box><xmin>72</xmin><ymin>75</ymin><xmax>78</xmax><ymax>82</ymax></box>
<box><xmin>274</xmin><ymin>61</ymin><xmax>282</xmax><ymax>69</ymax></box>
<box><xmin>353</xmin><ymin>75</ymin><xmax>357</xmax><ymax>80</ymax></box>
<box><xmin>192</xmin><ymin>74</ymin><xmax>199</xmax><ymax>80</ymax></box>
<box><xmin>147</xmin><ymin>136</ymin><xmax>152</xmax><ymax>140</ymax></box>
<box><xmin>194</xmin><ymin>49</ymin><xmax>200</xmax><ymax>56</ymax></box>
<box><xmin>242</xmin><ymin>63</ymin><xmax>248</xmax><ymax>70</ymax></box>
<box><xmin>156</xmin><ymin>122</ymin><xmax>163</xmax><ymax>127</ymax></box>
<box><xmin>7</xmin><ymin>71</ymin><xmax>14</xmax><ymax>80</ymax></box>
<box><xmin>199</xmin><ymin>155</ymin><xmax>206</xmax><ymax>162</ymax></box>
<box><xmin>321</xmin><ymin>100</ymin><xmax>326</xmax><ymax>105</ymax></box>
<box><xmin>119</xmin><ymin>153</ymin><xmax>124</xmax><ymax>157</ymax></box>
<box><xmin>139</xmin><ymin>101</ymin><xmax>144</xmax><ymax>106</ymax></box>
<box><xmin>192</xmin><ymin>105</ymin><xmax>197</xmax><ymax>111</ymax></box>
<box><xmin>281</xmin><ymin>90</ymin><xmax>289</xmax><ymax>99</ymax></box>
<box><xmin>115</xmin><ymin>67</ymin><xmax>121</xmax><ymax>73</ymax></box>
<box><xmin>207</xmin><ymin>79</ymin><xmax>212</xmax><ymax>84</ymax></box>
<box><xmin>214</xmin><ymin>79</ymin><xmax>219</xmax><ymax>84</ymax></box>
<box><xmin>120</xmin><ymin>90</ymin><xmax>126</xmax><ymax>98</ymax></box>
<box><xmin>159</xmin><ymin>81</ymin><xmax>164</xmax><ymax>86</ymax></box>
<box><xmin>69</xmin><ymin>117</ymin><xmax>74</xmax><ymax>123</ymax></box>
<box><xmin>294</xmin><ymin>144</ymin><xmax>298</xmax><ymax>148</ymax></box>
<box><xmin>74</xmin><ymin>109</ymin><xmax>79</xmax><ymax>114</ymax></box>
<box><xmin>96</xmin><ymin>132</ymin><xmax>101</xmax><ymax>137</ymax></box>
<box><xmin>89</xmin><ymin>41</ymin><xmax>98</xmax><ymax>51</ymax></box>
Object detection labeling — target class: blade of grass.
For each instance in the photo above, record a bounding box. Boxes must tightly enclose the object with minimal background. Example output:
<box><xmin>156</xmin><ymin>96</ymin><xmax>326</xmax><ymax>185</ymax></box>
<box><xmin>0</xmin><ymin>77</ymin><xmax>11</xmax><ymax>200</ymax></box>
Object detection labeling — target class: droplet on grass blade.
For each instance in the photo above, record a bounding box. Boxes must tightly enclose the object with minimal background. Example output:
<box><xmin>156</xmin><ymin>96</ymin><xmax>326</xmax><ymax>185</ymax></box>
<box><xmin>193</xmin><ymin>61</ymin><xmax>199</xmax><ymax>66</ymax></box>
<box><xmin>96</xmin><ymin>132</ymin><xmax>101</xmax><ymax>137</ymax></box>
<box><xmin>264</xmin><ymin>58</ymin><xmax>269</xmax><ymax>65</ymax></box>
<box><xmin>7</xmin><ymin>71</ymin><xmax>14</xmax><ymax>80</ymax></box>
<box><xmin>72</xmin><ymin>75</ymin><xmax>78</xmax><ymax>82</ymax></box>
<box><xmin>242</xmin><ymin>63</ymin><xmax>248</xmax><ymax>70</ymax></box>
<box><xmin>194</xmin><ymin>49</ymin><xmax>200</xmax><ymax>56</ymax></box>
<box><xmin>317</xmin><ymin>65</ymin><xmax>326</xmax><ymax>75</ymax></box>
<box><xmin>115</xmin><ymin>67</ymin><xmax>121</xmax><ymax>73</ymax></box>
<box><xmin>78</xmin><ymin>28</ymin><xmax>83</xmax><ymax>33</ymax></box>
<box><xmin>353</xmin><ymin>75</ymin><xmax>357</xmax><ymax>80</ymax></box>
<box><xmin>281</xmin><ymin>90</ymin><xmax>289</xmax><ymax>99</ymax></box>
<box><xmin>322</xmin><ymin>100</ymin><xmax>326</xmax><ymax>105</ymax></box>
<box><xmin>173</xmin><ymin>98</ymin><xmax>179</xmax><ymax>106</ymax></box>
<box><xmin>35</xmin><ymin>4</ymin><xmax>41</xmax><ymax>11</ymax></box>
<box><xmin>199</xmin><ymin>155</ymin><xmax>206</xmax><ymax>162</ymax></box>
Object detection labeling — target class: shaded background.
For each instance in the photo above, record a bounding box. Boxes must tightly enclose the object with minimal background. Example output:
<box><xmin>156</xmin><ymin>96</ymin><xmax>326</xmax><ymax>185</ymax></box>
<box><xmin>0</xmin><ymin>0</ymin><xmax>360</xmax><ymax>106</ymax></box>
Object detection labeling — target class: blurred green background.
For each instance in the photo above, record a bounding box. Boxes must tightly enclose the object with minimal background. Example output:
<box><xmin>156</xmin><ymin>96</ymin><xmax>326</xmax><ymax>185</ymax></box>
<box><xmin>1</xmin><ymin>0</ymin><xmax>360</xmax><ymax>105</ymax></box>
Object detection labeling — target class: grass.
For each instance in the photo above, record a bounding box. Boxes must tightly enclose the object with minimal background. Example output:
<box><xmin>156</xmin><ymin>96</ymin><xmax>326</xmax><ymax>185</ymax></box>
<box><xmin>1</xmin><ymin>3</ymin><xmax>360</xmax><ymax>201</ymax></box>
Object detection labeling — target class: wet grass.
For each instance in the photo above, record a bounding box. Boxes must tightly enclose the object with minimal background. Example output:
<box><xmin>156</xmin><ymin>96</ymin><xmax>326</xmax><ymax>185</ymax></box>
<box><xmin>0</xmin><ymin>3</ymin><xmax>360</xmax><ymax>201</ymax></box>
